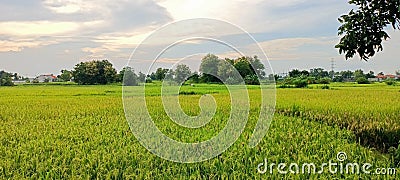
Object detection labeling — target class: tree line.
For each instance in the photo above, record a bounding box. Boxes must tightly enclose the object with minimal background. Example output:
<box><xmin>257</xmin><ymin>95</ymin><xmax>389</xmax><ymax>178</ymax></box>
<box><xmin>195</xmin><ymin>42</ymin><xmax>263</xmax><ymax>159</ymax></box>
<box><xmin>276</xmin><ymin>68</ymin><xmax>400</xmax><ymax>88</ymax></box>
<box><xmin>55</xmin><ymin>54</ymin><xmax>267</xmax><ymax>86</ymax></box>
<box><xmin>2</xmin><ymin>54</ymin><xmax>399</xmax><ymax>86</ymax></box>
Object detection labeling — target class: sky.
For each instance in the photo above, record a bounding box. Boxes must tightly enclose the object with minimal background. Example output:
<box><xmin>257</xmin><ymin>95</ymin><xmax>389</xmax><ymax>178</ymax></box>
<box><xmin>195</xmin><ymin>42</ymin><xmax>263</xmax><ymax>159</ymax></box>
<box><xmin>0</xmin><ymin>0</ymin><xmax>399</xmax><ymax>77</ymax></box>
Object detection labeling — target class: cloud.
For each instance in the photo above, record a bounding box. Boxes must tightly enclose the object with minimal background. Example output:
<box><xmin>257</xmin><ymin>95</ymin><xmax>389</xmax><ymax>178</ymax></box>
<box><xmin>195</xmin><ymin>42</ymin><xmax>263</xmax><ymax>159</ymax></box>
<box><xmin>256</xmin><ymin>37</ymin><xmax>338</xmax><ymax>60</ymax></box>
<box><xmin>0</xmin><ymin>39</ymin><xmax>57</xmax><ymax>52</ymax></box>
<box><xmin>0</xmin><ymin>21</ymin><xmax>84</xmax><ymax>36</ymax></box>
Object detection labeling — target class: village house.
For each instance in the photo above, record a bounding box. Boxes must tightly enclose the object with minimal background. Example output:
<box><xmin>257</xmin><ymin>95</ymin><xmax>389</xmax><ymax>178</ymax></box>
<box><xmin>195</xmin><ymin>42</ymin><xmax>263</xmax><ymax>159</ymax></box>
<box><xmin>36</xmin><ymin>74</ymin><xmax>57</xmax><ymax>83</ymax></box>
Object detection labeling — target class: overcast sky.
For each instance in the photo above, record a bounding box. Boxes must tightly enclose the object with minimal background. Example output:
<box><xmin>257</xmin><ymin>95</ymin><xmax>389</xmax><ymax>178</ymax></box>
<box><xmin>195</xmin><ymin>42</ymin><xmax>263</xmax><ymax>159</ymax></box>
<box><xmin>0</xmin><ymin>0</ymin><xmax>399</xmax><ymax>77</ymax></box>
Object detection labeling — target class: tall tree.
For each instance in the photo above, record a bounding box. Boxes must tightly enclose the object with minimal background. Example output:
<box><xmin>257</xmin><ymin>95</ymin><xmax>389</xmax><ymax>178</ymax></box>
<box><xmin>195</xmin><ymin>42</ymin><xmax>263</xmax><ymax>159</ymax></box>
<box><xmin>289</xmin><ymin>69</ymin><xmax>302</xmax><ymax>78</ymax></box>
<box><xmin>59</xmin><ymin>69</ymin><xmax>72</xmax><ymax>82</ymax></box>
<box><xmin>0</xmin><ymin>71</ymin><xmax>14</xmax><ymax>86</ymax></box>
<box><xmin>72</xmin><ymin>60</ymin><xmax>117</xmax><ymax>85</ymax></box>
<box><xmin>200</xmin><ymin>54</ymin><xmax>221</xmax><ymax>83</ymax></box>
<box><xmin>154</xmin><ymin>68</ymin><xmax>169</xmax><ymax>81</ymax></box>
<box><xmin>174</xmin><ymin>64</ymin><xmax>191</xmax><ymax>83</ymax></box>
<box><xmin>354</xmin><ymin>69</ymin><xmax>366</xmax><ymax>79</ymax></box>
<box><xmin>217</xmin><ymin>59</ymin><xmax>236</xmax><ymax>81</ymax></box>
<box><xmin>137</xmin><ymin>72</ymin><xmax>146</xmax><ymax>83</ymax></box>
<box><xmin>121</xmin><ymin>67</ymin><xmax>138</xmax><ymax>86</ymax></box>
<box><xmin>336</xmin><ymin>0</ymin><xmax>400</xmax><ymax>60</ymax></box>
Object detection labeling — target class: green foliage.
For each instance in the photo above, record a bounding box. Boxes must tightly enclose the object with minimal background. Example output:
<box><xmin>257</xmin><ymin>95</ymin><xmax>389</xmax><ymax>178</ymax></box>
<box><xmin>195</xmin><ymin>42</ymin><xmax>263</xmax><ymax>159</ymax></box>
<box><xmin>292</xmin><ymin>78</ymin><xmax>308</xmax><ymax>88</ymax></box>
<box><xmin>137</xmin><ymin>72</ymin><xmax>146</xmax><ymax>83</ymax></box>
<box><xmin>199</xmin><ymin>54</ymin><xmax>221</xmax><ymax>83</ymax></box>
<box><xmin>72</xmin><ymin>60</ymin><xmax>117</xmax><ymax>85</ymax></box>
<box><xmin>244</xmin><ymin>74</ymin><xmax>260</xmax><ymax>85</ymax></box>
<box><xmin>199</xmin><ymin>54</ymin><xmax>265</xmax><ymax>84</ymax></box>
<box><xmin>321</xmin><ymin>85</ymin><xmax>330</xmax><ymax>89</ymax></box>
<box><xmin>0</xmin><ymin>71</ymin><xmax>14</xmax><ymax>86</ymax></box>
<box><xmin>59</xmin><ymin>70</ymin><xmax>72</xmax><ymax>82</ymax></box>
<box><xmin>336</xmin><ymin>0</ymin><xmax>400</xmax><ymax>60</ymax></box>
<box><xmin>318</xmin><ymin>77</ymin><xmax>331</xmax><ymax>84</ymax></box>
<box><xmin>356</xmin><ymin>77</ymin><xmax>370</xmax><ymax>84</ymax></box>
<box><xmin>145</xmin><ymin>77</ymin><xmax>153</xmax><ymax>83</ymax></box>
<box><xmin>174</xmin><ymin>64</ymin><xmax>191</xmax><ymax>83</ymax></box>
<box><xmin>152</xmin><ymin>68</ymin><xmax>170</xmax><ymax>81</ymax></box>
<box><xmin>354</xmin><ymin>69</ymin><xmax>366</xmax><ymax>79</ymax></box>
<box><xmin>121</xmin><ymin>67</ymin><xmax>138</xmax><ymax>86</ymax></box>
<box><xmin>385</xmin><ymin>79</ymin><xmax>397</xmax><ymax>86</ymax></box>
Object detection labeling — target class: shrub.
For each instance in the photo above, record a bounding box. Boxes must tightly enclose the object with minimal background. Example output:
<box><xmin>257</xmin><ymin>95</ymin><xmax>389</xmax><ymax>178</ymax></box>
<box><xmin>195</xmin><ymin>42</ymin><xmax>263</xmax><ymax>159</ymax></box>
<box><xmin>321</xmin><ymin>85</ymin><xmax>330</xmax><ymax>89</ymax></box>
<box><xmin>145</xmin><ymin>78</ymin><xmax>153</xmax><ymax>83</ymax></box>
<box><xmin>318</xmin><ymin>77</ymin><xmax>331</xmax><ymax>84</ymax></box>
<box><xmin>385</xmin><ymin>79</ymin><xmax>396</xmax><ymax>86</ymax></box>
<box><xmin>244</xmin><ymin>75</ymin><xmax>260</xmax><ymax>85</ymax></box>
<box><xmin>356</xmin><ymin>77</ymin><xmax>370</xmax><ymax>84</ymax></box>
<box><xmin>293</xmin><ymin>78</ymin><xmax>308</xmax><ymax>88</ymax></box>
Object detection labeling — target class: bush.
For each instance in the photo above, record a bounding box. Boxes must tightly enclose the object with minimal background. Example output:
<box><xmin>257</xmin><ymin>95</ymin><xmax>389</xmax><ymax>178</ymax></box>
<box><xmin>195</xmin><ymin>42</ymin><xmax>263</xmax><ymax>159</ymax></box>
<box><xmin>356</xmin><ymin>77</ymin><xmax>370</xmax><ymax>84</ymax></box>
<box><xmin>385</xmin><ymin>79</ymin><xmax>396</xmax><ymax>86</ymax></box>
<box><xmin>145</xmin><ymin>78</ymin><xmax>153</xmax><ymax>83</ymax></box>
<box><xmin>321</xmin><ymin>85</ymin><xmax>330</xmax><ymax>89</ymax></box>
<box><xmin>318</xmin><ymin>77</ymin><xmax>331</xmax><ymax>84</ymax></box>
<box><xmin>293</xmin><ymin>78</ymin><xmax>308</xmax><ymax>88</ymax></box>
<box><xmin>0</xmin><ymin>71</ymin><xmax>14</xmax><ymax>86</ymax></box>
<box><xmin>278</xmin><ymin>84</ymin><xmax>291</xmax><ymax>88</ymax></box>
<box><xmin>244</xmin><ymin>75</ymin><xmax>260</xmax><ymax>85</ymax></box>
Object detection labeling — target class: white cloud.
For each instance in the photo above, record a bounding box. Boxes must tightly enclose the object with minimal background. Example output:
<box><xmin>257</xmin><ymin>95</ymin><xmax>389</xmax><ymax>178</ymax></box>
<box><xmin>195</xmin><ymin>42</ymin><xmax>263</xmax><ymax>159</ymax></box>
<box><xmin>256</xmin><ymin>37</ymin><xmax>337</xmax><ymax>60</ymax></box>
<box><xmin>0</xmin><ymin>39</ymin><xmax>57</xmax><ymax>52</ymax></box>
<box><xmin>0</xmin><ymin>21</ymin><xmax>79</xmax><ymax>36</ymax></box>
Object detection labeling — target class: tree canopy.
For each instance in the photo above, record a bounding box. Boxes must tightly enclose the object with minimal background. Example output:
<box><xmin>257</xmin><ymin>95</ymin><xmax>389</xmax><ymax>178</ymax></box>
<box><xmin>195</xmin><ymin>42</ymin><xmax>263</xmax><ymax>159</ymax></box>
<box><xmin>72</xmin><ymin>60</ymin><xmax>117</xmax><ymax>85</ymax></box>
<box><xmin>0</xmin><ymin>71</ymin><xmax>14</xmax><ymax>86</ymax></box>
<box><xmin>336</xmin><ymin>0</ymin><xmax>400</xmax><ymax>60</ymax></box>
<box><xmin>199</xmin><ymin>54</ymin><xmax>266</xmax><ymax>85</ymax></box>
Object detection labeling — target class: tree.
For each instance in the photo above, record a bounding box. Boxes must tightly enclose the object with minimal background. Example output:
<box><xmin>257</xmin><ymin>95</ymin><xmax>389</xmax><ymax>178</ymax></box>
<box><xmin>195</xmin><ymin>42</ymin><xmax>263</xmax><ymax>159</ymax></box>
<box><xmin>310</xmin><ymin>68</ymin><xmax>329</xmax><ymax>79</ymax></box>
<box><xmin>174</xmin><ymin>64</ymin><xmax>191</xmax><ymax>83</ymax></box>
<box><xmin>154</xmin><ymin>68</ymin><xmax>169</xmax><ymax>81</ymax></box>
<box><xmin>336</xmin><ymin>0</ymin><xmax>400</xmax><ymax>60</ymax></box>
<box><xmin>138</xmin><ymin>72</ymin><xmax>146</xmax><ymax>83</ymax></box>
<box><xmin>249</xmin><ymin>56</ymin><xmax>266</xmax><ymax>78</ymax></box>
<box><xmin>59</xmin><ymin>70</ymin><xmax>72</xmax><ymax>82</ymax></box>
<box><xmin>72</xmin><ymin>60</ymin><xmax>117</xmax><ymax>85</ymax></box>
<box><xmin>289</xmin><ymin>69</ymin><xmax>302</xmax><ymax>78</ymax></box>
<box><xmin>0</xmin><ymin>71</ymin><xmax>14</xmax><ymax>86</ymax></box>
<box><xmin>366</xmin><ymin>71</ymin><xmax>375</xmax><ymax>78</ymax></box>
<box><xmin>121</xmin><ymin>67</ymin><xmax>138</xmax><ymax>86</ymax></box>
<box><xmin>356</xmin><ymin>77</ymin><xmax>370</xmax><ymax>84</ymax></box>
<box><xmin>200</xmin><ymin>54</ymin><xmax>221</xmax><ymax>83</ymax></box>
<box><xmin>340</xmin><ymin>70</ymin><xmax>354</xmax><ymax>80</ymax></box>
<box><xmin>217</xmin><ymin>59</ymin><xmax>236</xmax><ymax>82</ymax></box>
<box><xmin>354</xmin><ymin>69</ymin><xmax>366</xmax><ymax>79</ymax></box>
<box><xmin>234</xmin><ymin>57</ymin><xmax>253</xmax><ymax>78</ymax></box>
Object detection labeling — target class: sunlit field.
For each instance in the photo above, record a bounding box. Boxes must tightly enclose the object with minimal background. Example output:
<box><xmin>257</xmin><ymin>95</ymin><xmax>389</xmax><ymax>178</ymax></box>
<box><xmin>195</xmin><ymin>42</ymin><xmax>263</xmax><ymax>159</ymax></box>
<box><xmin>0</xmin><ymin>83</ymin><xmax>399</xmax><ymax>179</ymax></box>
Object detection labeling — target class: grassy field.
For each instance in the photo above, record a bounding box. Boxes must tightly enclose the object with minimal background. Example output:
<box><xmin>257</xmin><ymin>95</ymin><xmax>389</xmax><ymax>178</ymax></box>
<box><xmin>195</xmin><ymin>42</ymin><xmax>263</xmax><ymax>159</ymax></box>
<box><xmin>0</xmin><ymin>83</ymin><xmax>399</xmax><ymax>179</ymax></box>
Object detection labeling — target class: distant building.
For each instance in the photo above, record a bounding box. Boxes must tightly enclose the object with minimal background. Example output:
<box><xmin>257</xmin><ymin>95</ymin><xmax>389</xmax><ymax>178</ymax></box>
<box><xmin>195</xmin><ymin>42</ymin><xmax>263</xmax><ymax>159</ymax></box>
<box><xmin>376</xmin><ymin>74</ymin><xmax>399</xmax><ymax>82</ymax></box>
<box><xmin>36</xmin><ymin>74</ymin><xmax>57</xmax><ymax>82</ymax></box>
<box><xmin>368</xmin><ymin>78</ymin><xmax>379</xmax><ymax>82</ymax></box>
<box><xmin>12</xmin><ymin>80</ymin><xmax>27</xmax><ymax>84</ymax></box>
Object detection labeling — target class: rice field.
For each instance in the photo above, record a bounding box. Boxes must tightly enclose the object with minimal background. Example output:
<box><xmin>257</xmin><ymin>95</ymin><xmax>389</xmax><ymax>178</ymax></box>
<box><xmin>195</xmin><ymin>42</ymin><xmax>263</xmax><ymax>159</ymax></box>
<box><xmin>0</xmin><ymin>83</ymin><xmax>399</xmax><ymax>179</ymax></box>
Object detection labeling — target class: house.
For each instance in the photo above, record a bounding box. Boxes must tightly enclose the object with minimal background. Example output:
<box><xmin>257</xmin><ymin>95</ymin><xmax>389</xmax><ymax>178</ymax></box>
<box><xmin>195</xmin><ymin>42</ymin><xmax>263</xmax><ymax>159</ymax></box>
<box><xmin>368</xmin><ymin>78</ymin><xmax>379</xmax><ymax>82</ymax></box>
<box><xmin>36</xmin><ymin>74</ymin><xmax>57</xmax><ymax>82</ymax></box>
<box><xmin>376</xmin><ymin>74</ymin><xmax>399</xmax><ymax>82</ymax></box>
